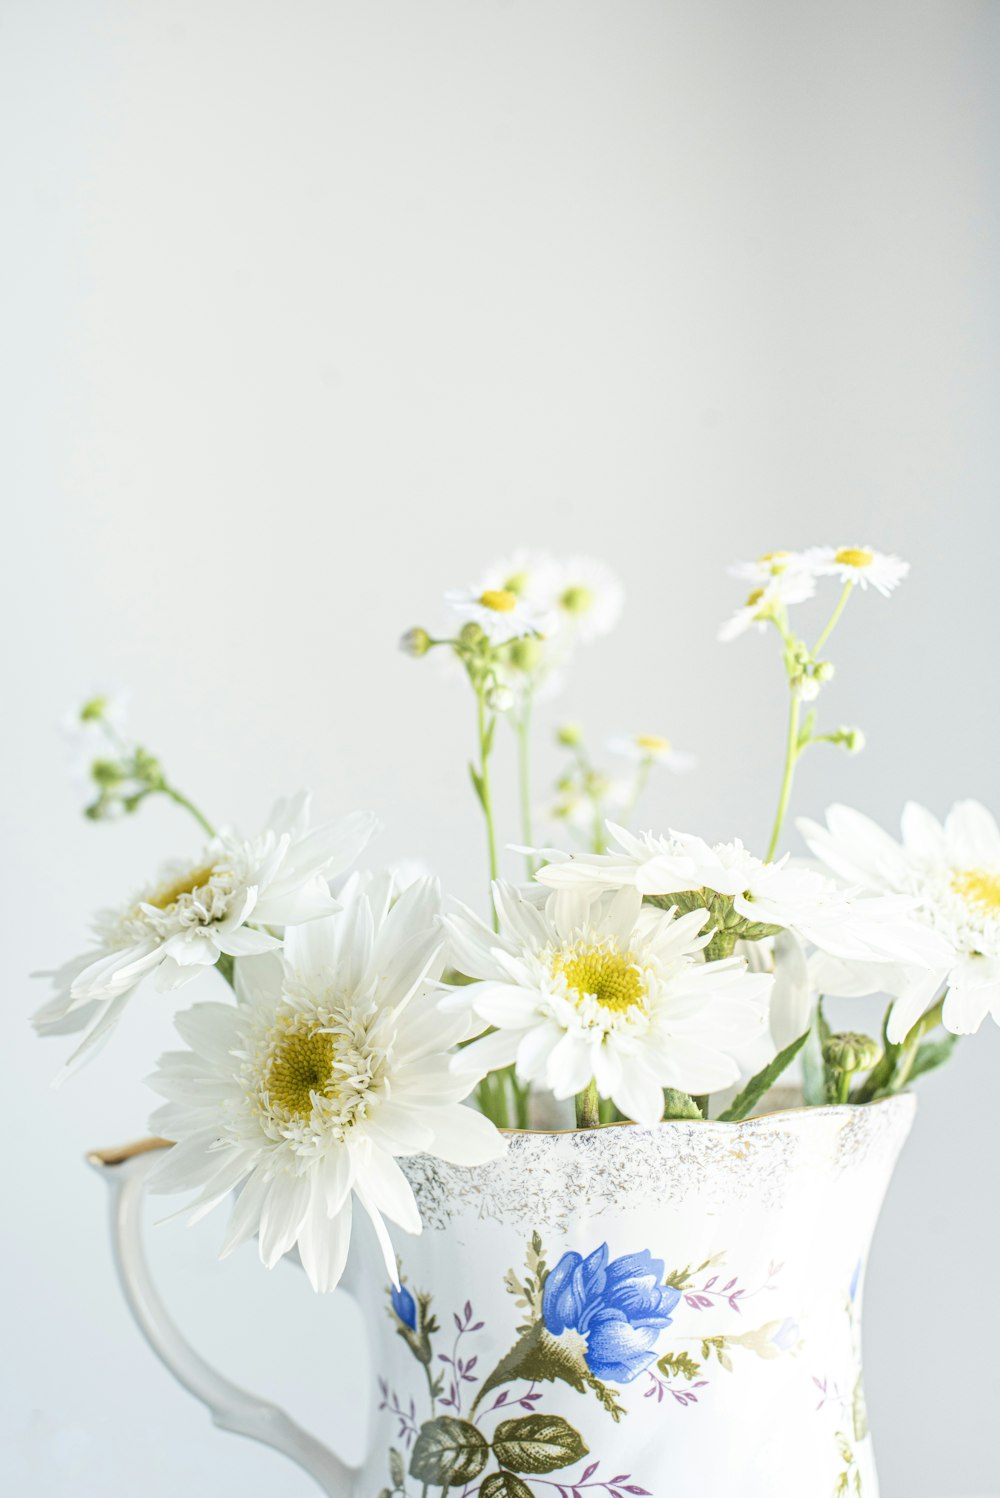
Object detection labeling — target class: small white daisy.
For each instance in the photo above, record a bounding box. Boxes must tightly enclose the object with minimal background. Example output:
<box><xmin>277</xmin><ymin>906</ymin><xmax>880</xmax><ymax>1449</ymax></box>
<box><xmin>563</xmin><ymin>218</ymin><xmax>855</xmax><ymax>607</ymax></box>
<box><xmin>146</xmin><ymin>874</ymin><xmax>505</xmax><ymax>1292</ymax></box>
<box><xmin>728</xmin><ymin>551</ymin><xmax>810</xmax><ymax>585</ymax></box>
<box><xmin>718</xmin><ymin>571</ymin><xmax>816</xmax><ymax>643</ymax></box>
<box><xmin>535</xmin><ymin>823</ymin><xmax>950</xmax><ymax>968</ymax></box>
<box><xmin>800</xmin><ymin>546</ymin><xmax>909</xmax><ymax>597</ymax></box>
<box><xmin>800</xmin><ymin>800</ymin><xmax>1000</xmax><ymax>1038</ymax></box>
<box><xmin>34</xmin><ymin>793</ymin><xmax>378</xmax><ymax>1075</ymax></box>
<box><xmin>444</xmin><ymin>883</ymin><xmax>771</xmax><ymax>1123</ymax></box>
<box><xmin>607</xmin><ymin>735</ymin><xmax>697</xmax><ymax>773</ymax></box>
<box><xmin>547</xmin><ymin>556</ymin><xmax>625</xmax><ymax>643</ymax></box>
<box><xmin>444</xmin><ymin>585</ymin><xmax>550</xmax><ymax>645</ymax></box>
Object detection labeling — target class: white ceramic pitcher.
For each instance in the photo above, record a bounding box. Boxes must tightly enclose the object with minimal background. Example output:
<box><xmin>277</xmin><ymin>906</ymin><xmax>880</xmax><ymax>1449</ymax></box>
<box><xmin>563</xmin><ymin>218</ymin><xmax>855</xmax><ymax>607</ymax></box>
<box><xmin>91</xmin><ymin>1095</ymin><xmax>914</xmax><ymax>1497</ymax></box>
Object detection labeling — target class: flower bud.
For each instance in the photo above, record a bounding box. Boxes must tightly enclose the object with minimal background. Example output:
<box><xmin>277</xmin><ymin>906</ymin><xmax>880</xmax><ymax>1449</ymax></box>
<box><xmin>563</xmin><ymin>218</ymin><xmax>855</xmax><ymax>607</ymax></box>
<box><xmin>814</xmin><ymin>660</ymin><xmax>836</xmax><ymax>683</ymax></box>
<box><xmin>556</xmin><ymin>723</ymin><xmax>584</xmax><ymax>748</ymax></box>
<box><xmin>796</xmin><ymin>675</ymin><xmax>820</xmax><ymax>702</ymax></box>
<box><xmin>79</xmin><ymin>695</ymin><xmax>109</xmax><ymax>723</ymax></box>
<box><xmin>459</xmin><ymin>621</ymin><xmax>485</xmax><ymax>647</ymax></box>
<box><xmin>91</xmin><ymin>757</ymin><xmax>125</xmax><ymax>788</ymax></box>
<box><xmin>823</xmin><ymin>1032</ymin><xmax>881</xmax><ymax>1075</ymax></box>
<box><xmin>505</xmin><ymin>637</ymin><xmax>544</xmax><ymax>673</ymax></box>
<box><xmin>399</xmin><ymin>626</ymin><xmax>432</xmax><ymax>658</ymax></box>
<box><xmin>486</xmin><ymin>684</ymin><xmax>515</xmax><ymax>713</ymax></box>
<box><xmin>841</xmin><ymin>726</ymin><xmax>865</xmax><ymax>754</ymax></box>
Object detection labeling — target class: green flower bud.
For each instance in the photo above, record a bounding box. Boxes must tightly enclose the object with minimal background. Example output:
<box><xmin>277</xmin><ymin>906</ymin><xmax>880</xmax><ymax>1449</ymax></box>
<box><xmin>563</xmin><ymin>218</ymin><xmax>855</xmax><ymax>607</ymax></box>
<box><xmin>814</xmin><ymin>660</ymin><xmax>836</xmax><ymax>683</ymax></box>
<box><xmin>505</xmin><ymin>637</ymin><xmax>544</xmax><ymax>673</ymax></box>
<box><xmin>823</xmin><ymin>1032</ymin><xmax>881</xmax><ymax>1075</ymax></box>
<box><xmin>91</xmin><ymin>757</ymin><xmax>125</xmax><ymax>788</ymax></box>
<box><xmin>459</xmin><ymin>621</ymin><xmax>485</xmax><ymax>647</ymax></box>
<box><xmin>556</xmin><ymin>723</ymin><xmax>584</xmax><ymax>748</ymax></box>
<box><xmin>662</xmin><ymin>1088</ymin><xmax>703</xmax><ymax>1120</ymax></box>
<box><xmin>795</xmin><ymin>674</ymin><xmax>820</xmax><ymax>702</ymax></box>
<box><xmin>79</xmin><ymin>695</ymin><xmax>109</xmax><ymax>723</ymax></box>
<box><xmin>842</xmin><ymin>727</ymin><xmax>865</xmax><ymax>754</ymax></box>
<box><xmin>399</xmin><ymin>626</ymin><xmax>432</xmax><ymax>658</ymax></box>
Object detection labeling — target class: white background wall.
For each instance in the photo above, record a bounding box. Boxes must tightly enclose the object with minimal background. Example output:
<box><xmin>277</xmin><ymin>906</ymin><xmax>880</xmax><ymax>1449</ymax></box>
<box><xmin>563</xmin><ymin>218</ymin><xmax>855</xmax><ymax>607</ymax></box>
<box><xmin>2</xmin><ymin>2</ymin><xmax>998</xmax><ymax>1494</ymax></box>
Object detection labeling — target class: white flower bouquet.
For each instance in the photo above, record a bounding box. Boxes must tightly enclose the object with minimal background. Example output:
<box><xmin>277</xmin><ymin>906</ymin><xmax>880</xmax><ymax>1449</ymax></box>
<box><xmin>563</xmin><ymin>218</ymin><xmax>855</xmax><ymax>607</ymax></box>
<box><xmin>37</xmin><ymin>546</ymin><xmax>998</xmax><ymax>1293</ymax></box>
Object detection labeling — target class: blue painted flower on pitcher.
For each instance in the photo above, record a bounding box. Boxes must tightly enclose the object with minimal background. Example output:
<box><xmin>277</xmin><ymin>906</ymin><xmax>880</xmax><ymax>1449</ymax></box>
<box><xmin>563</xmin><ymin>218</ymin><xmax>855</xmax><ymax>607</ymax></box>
<box><xmin>542</xmin><ymin>1244</ymin><xmax>682</xmax><ymax>1383</ymax></box>
<box><xmin>390</xmin><ymin>1281</ymin><xmax>418</xmax><ymax>1332</ymax></box>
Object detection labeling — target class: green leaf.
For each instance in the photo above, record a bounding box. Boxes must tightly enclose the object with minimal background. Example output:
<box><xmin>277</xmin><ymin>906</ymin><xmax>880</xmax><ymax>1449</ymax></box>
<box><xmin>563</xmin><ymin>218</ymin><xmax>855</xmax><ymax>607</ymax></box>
<box><xmin>410</xmin><ymin>1417</ymin><xmax>489</xmax><ymax>1486</ymax></box>
<box><xmin>908</xmin><ymin>1031</ymin><xmax>958</xmax><ymax>1083</ymax></box>
<box><xmin>481</xmin><ymin>1475</ymin><xmax>535</xmax><ymax>1498</ymax></box>
<box><xmin>657</xmin><ymin>1350</ymin><xmax>701</xmax><ymax>1381</ymax></box>
<box><xmin>389</xmin><ymin>1448</ymin><xmax>405</xmax><ymax>1488</ymax></box>
<box><xmin>717</xmin><ymin>1029</ymin><xmax>810</xmax><ymax>1122</ymax></box>
<box><xmin>468</xmin><ymin>763</ymin><xmax>486</xmax><ymax>808</ymax></box>
<box><xmin>662</xmin><ymin>1087</ymin><xmax>702</xmax><ymax>1120</ymax></box>
<box><xmin>492</xmin><ymin>1414</ymin><xmax>589</xmax><ymax>1474</ymax></box>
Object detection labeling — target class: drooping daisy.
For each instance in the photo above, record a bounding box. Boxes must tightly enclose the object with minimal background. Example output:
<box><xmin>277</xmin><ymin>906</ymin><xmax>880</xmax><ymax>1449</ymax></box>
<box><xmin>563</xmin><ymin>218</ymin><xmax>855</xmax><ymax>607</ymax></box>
<box><xmin>445</xmin><ymin>883</ymin><xmax>771</xmax><ymax>1123</ymax></box>
<box><xmin>728</xmin><ymin>550</ymin><xmax>812</xmax><ymax>585</ymax></box>
<box><xmin>444</xmin><ymin>585</ymin><xmax>550</xmax><ymax>645</ymax></box>
<box><xmin>717</xmin><ymin>570</ymin><xmax>816</xmax><ymax>643</ymax></box>
<box><xmin>547</xmin><ymin>556</ymin><xmax>625</xmax><ymax>643</ymax></box>
<box><xmin>146</xmin><ymin>874</ymin><xmax>505</xmax><ymax>1292</ymax></box>
<box><xmin>799</xmin><ymin>801</ymin><xmax>1000</xmax><ymax>1038</ymax></box>
<box><xmin>607</xmin><ymin>735</ymin><xmax>697</xmax><ymax>774</ymax></box>
<box><xmin>33</xmin><ymin>793</ymin><xmax>378</xmax><ymax>1074</ymax></box>
<box><xmin>535</xmin><ymin>823</ymin><xmax>951</xmax><ymax>968</ymax></box>
<box><xmin>800</xmin><ymin>546</ymin><xmax>909</xmax><ymax>597</ymax></box>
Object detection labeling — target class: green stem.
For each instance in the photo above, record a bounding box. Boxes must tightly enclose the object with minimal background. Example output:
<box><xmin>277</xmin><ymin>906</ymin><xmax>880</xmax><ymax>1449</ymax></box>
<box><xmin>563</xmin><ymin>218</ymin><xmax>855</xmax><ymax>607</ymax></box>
<box><xmin>475</xmin><ymin>688</ymin><xmax>500</xmax><ymax>929</ymax></box>
<box><xmin>161</xmin><ymin>783</ymin><xmax>216</xmax><ymax>838</ymax></box>
<box><xmin>765</xmin><ymin>692</ymin><xmax>801</xmax><ymax>863</ymax></box>
<box><xmin>575</xmin><ymin>1079</ymin><xmax>600</xmax><ymax>1129</ymax></box>
<box><xmin>811</xmin><ymin>580</ymin><xmax>854</xmax><ymax>656</ymax></box>
<box><xmin>516</xmin><ymin>698</ymin><xmax>536</xmax><ymax>876</ymax></box>
<box><xmin>853</xmin><ymin>993</ymin><xmax>947</xmax><ymax>1102</ymax></box>
<box><xmin>215</xmin><ymin>953</ymin><xmax>236</xmax><ymax>990</ymax></box>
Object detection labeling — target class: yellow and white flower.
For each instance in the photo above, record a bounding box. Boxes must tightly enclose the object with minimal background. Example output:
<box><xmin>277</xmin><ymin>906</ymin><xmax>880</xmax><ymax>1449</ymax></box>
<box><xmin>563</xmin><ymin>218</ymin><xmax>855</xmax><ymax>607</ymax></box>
<box><xmin>547</xmin><ymin>556</ymin><xmax>625</xmax><ymax>643</ymax></box>
<box><xmin>718</xmin><ymin>570</ymin><xmax>816</xmax><ymax>642</ymax></box>
<box><xmin>145</xmin><ymin>874</ymin><xmax>505</xmax><ymax>1293</ymax></box>
<box><xmin>728</xmin><ymin>551</ymin><xmax>811</xmax><ymax>585</ymax></box>
<box><xmin>33</xmin><ymin>793</ymin><xmax>378</xmax><ymax>1075</ymax></box>
<box><xmin>607</xmin><ymin>734</ymin><xmax>697</xmax><ymax>773</ymax></box>
<box><xmin>445</xmin><ymin>883</ymin><xmax>771</xmax><ymax>1123</ymax></box>
<box><xmin>800</xmin><ymin>546</ymin><xmax>909</xmax><ymax>596</ymax></box>
<box><xmin>799</xmin><ymin>801</ymin><xmax>1000</xmax><ymax>1038</ymax></box>
<box><xmin>444</xmin><ymin>584</ymin><xmax>550</xmax><ymax>645</ymax></box>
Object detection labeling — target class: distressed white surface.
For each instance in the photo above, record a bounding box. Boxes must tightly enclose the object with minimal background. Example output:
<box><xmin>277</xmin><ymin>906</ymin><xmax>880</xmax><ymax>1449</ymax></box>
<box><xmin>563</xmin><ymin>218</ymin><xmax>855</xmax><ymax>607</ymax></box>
<box><xmin>2</xmin><ymin>2</ymin><xmax>999</xmax><ymax>1495</ymax></box>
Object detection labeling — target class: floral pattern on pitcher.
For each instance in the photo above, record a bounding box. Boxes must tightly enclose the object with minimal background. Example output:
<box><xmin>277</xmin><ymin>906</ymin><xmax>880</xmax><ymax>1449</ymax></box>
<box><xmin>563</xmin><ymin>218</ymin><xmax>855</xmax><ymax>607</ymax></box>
<box><xmin>375</xmin><ymin>1234</ymin><xmax>796</xmax><ymax>1495</ymax></box>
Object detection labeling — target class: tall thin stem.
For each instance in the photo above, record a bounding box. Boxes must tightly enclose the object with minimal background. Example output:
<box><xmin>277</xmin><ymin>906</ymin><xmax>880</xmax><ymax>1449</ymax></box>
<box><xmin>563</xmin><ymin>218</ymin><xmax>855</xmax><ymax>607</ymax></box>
<box><xmin>475</xmin><ymin>688</ymin><xmax>499</xmax><ymax>930</ymax></box>
<box><xmin>811</xmin><ymin>581</ymin><xmax>854</xmax><ymax>657</ymax></box>
<box><xmin>765</xmin><ymin>693</ymin><xmax>801</xmax><ymax>862</ymax></box>
<box><xmin>161</xmin><ymin>784</ymin><xmax>216</xmax><ymax>838</ymax></box>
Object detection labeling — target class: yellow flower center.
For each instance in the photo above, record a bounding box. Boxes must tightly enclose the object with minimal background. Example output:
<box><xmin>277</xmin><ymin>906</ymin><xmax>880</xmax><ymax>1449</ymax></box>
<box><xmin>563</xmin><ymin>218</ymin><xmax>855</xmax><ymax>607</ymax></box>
<box><xmin>262</xmin><ymin>1024</ymin><xmax>339</xmax><ymax>1121</ymax></box>
<box><xmin>746</xmin><ymin>587</ymin><xmax>766</xmax><ymax>609</ymax></box>
<box><xmin>636</xmin><ymin>735</ymin><xmax>670</xmax><ymax>752</ymax></box>
<box><xmin>553</xmin><ymin>942</ymin><xmax>646</xmax><ymax>1013</ymax></box>
<box><xmin>952</xmin><ymin>868</ymin><xmax>1000</xmax><ymax>915</ymax></box>
<box><xmin>834</xmin><ymin>547</ymin><xmax>874</xmax><ymax>569</ymax></box>
<box><xmin>479</xmin><ymin>589</ymin><xmax>518</xmax><ymax>613</ymax></box>
<box><xmin>759</xmin><ymin>550</ymin><xmax>790</xmax><ymax>574</ymax></box>
<box><xmin>147</xmin><ymin>865</ymin><xmax>217</xmax><ymax>911</ymax></box>
<box><xmin>560</xmin><ymin>584</ymin><xmax>595</xmax><ymax>615</ymax></box>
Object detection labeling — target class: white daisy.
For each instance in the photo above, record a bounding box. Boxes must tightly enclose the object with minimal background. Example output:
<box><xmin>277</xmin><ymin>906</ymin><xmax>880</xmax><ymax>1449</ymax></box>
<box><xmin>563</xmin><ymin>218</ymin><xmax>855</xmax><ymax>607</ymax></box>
<box><xmin>477</xmin><ymin>549</ymin><xmax>561</xmax><ymax>609</ymax></box>
<box><xmin>146</xmin><ymin>874</ymin><xmax>505</xmax><ymax>1293</ymax></box>
<box><xmin>535</xmin><ymin>823</ymin><xmax>950</xmax><ymax>967</ymax></box>
<box><xmin>444</xmin><ymin>584</ymin><xmax>551</xmax><ymax>645</ymax></box>
<box><xmin>444</xmin><ymin>883</ymin><xmax>771</xmax><ymax>1123</ymax></box>
<box><xmin>547</xmin><ymin>556</ymin><xmax>625</xmax><ymax>643</ymax></box>
<box><xmin>728</xmin><ymin>550</ymin><xmax>812</xmax><ymax>585</ymax></box>
<box><xmin>799</xmin><ymin>801</ymin><xmax>1000</xmax><ymax>1038</ymax></box>
<box><xmin>33</xmin><ymin>793</ymin><xmax>378</xmax><ymax>1074</ymax></box>
<box><xmin>800</xmin><ymin>546</ymin><xmax>909</xmax><ymax>597</ymax></box>
<box><xmin>718</xmin><ymin>571</ymin><xmax>816</xmax><ymax>643</ymax></box>
<box><xmin>607</xmin><ymin>735</ymin><xmax>697</xmax><ymax>773</ymax></box>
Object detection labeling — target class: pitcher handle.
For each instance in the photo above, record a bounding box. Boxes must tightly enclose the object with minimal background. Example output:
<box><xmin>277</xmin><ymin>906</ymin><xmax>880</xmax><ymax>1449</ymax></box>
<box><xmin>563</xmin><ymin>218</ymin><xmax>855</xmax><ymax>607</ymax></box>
<box><xmin>88</xmin><ymin>1139</ymin><xmax>359</xmax><ymax>1497</ymax></box>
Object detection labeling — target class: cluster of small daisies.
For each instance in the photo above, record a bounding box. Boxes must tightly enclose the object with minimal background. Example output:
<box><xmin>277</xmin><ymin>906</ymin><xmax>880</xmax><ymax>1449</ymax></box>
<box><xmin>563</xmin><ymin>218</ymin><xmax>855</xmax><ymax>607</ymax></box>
<box><xmin>719</xmin><ymin>545</ymin><xmax>909</xmax><ymax>643</ymax></box>
<box><xmin>36</xmin><ymin>541</ymin><xmax>998</xmax><ymax>1296</ymax></box>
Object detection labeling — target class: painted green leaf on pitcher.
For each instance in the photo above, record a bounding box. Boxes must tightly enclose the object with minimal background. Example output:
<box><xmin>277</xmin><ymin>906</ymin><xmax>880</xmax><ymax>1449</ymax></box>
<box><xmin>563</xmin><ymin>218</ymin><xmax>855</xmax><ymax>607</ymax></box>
<box><xmin>492</xmin><ymin>1413</ymin><xmax>589</xmax><ymax>1473</ymax></box>
<box><xmin>409</xmin><ymin>1415</ymin><xmax>489</xmax><ymax>1485</ymax></box>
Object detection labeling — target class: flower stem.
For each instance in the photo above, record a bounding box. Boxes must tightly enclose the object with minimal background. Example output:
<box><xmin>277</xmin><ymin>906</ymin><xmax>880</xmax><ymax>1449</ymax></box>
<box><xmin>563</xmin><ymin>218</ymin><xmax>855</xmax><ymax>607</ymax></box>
<box><xmin>853</xmin><ymin>993</ymin><xmax>947</xmax><ymax>1102</ymax></box>
<box><xmin>160</xmin><ymin>783</ymin><xmax>216</xmax><ymax>838</ymax></box>
<box><xmin>765</xmin><ymin>692</ymin><xmax>801</xmax><ymax>863</ymax></box>
<box><xmin>516</xmin><ymin>698</ymin><xmax>536</xmax><ymax>876</ymax></box>
<box><xmin>474</xmin><ymin>687</ymin><xmax>500</xmax><ymax>930</ymax></box>
<box><xmin>812</xmin><ymin>580</ymin><xmax>854</xmax><ymax>656</ymax></box>
<box><xmin>575</xmin><ymin>1079</ymin><xmax>601</xmax><ymax>1129</ymax></box>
